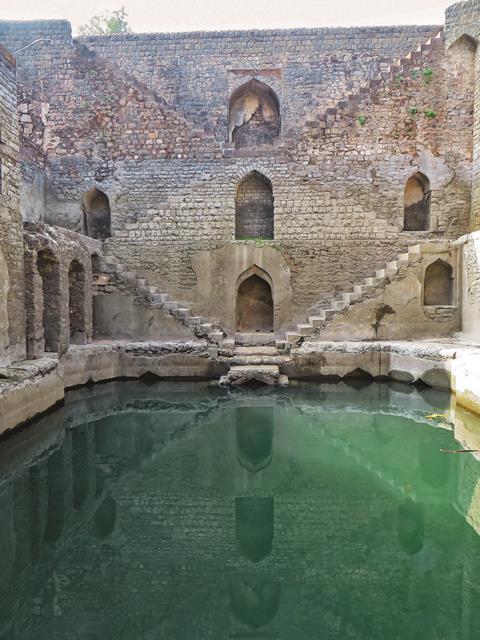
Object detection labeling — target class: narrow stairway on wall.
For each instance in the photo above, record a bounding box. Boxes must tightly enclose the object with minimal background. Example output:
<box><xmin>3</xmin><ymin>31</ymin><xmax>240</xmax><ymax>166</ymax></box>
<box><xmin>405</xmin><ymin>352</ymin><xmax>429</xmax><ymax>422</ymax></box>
<box><xmin>285</xmin><ymin>241</ymin><xmax>451</xmax><ymax>345</ymax></box>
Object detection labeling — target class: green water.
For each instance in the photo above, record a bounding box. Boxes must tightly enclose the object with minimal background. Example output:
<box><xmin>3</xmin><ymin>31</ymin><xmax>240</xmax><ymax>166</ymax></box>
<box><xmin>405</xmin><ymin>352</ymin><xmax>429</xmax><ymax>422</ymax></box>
<box><xmin>1</xmin><ymin>380</ymin><xmax>480</xmax><ymax>639</ymax></box>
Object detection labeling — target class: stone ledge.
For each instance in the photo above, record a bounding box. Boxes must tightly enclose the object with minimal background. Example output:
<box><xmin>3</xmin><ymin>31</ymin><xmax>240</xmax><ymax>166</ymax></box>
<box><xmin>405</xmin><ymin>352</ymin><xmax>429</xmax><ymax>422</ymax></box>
<box><xmin>2</xmin><ymin>338</ymin><xmax>480</xmax><ymax>435</ymax></box>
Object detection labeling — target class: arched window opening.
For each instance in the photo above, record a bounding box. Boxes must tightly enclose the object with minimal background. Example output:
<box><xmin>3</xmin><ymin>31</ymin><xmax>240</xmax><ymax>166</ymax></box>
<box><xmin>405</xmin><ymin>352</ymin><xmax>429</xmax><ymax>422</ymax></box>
<box><xmin>82</xmin><ymin>188</ymin><xmax>111</xmax><ymax>240</ymax></box>
<box><xmin>235</xmin><ymin>171</ymin><xmax>274</xmax><ymax>239</ymax></box>
<box><xmin>68</xmin><ymin>259</ymin><xmax>86</xmax><ymax>344</ymax></box>
<box><xmin>36</xmin><ymin>249</ymin><xmax>61</xmax><ymax>353</ymax></box>
<box><xmin>237</xmin><ymin>272</ymin><xmax>274</xmax><ymax>333</ymax></box>
<box><xmin>403</xmin><ymin>173</ymin><xmax>431</xmax><ymax>231</ymax></box>
<box><xmin>424</xmin><ymin>259</ymin><xmax>454</xmax><ymax>306</ymax></box>
<box><xmin>229</xmin><ymin>79</ymin><xmax>280</xmax><ymax>149</ymax></box>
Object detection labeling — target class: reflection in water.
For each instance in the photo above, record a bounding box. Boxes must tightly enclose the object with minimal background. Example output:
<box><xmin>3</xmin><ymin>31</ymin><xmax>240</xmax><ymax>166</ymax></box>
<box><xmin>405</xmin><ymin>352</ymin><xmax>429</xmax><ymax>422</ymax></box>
<box><xmin>236</xmin><ymin>407</ymin><xmax>274</xmax><ymax>472</ymax></box>
<box><xmin>397</xmin><ymin>500</ymin><xmax>425</xmax><ymax>555</ymax></box>
<box><xmin>229</xmin><ymin>576</ymin><xmax>281</xmax><ymax>630</ymax></box>
<box><xmin>91</xmin><ymin>496</ymin><xmax>117</xmax><ymax>539</ymax></box>
<box><xmin>1</xmin><ymin>381</ymin><xmax>480</xmax><ymax>639</ymax></box>
<box><xmin>235</xmin><ymin>497</ymin><xmax>274</xmax><ymax>562</ymax></box>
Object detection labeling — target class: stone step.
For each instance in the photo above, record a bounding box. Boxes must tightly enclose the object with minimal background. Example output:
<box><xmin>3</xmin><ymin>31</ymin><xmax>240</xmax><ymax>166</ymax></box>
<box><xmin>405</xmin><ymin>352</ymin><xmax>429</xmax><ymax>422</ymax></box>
<box><xmin>235</xmin><ymin>332</ymin><xmax>276</xmax><ymax>346</ymax></box>
<box><xmin>354</xmin><ymin>284</ymin><xmax>375</xmax><ymax>295</ymax></box>
<box><xmin>198</xmin><ymin>323</ymin><xmax>213</xmax><ymax>335</ymax></box>
<box><xmin>364</xmin><ymin>276</ymin><xmax>385</xmax><ymax>287</ymax></box>
<box><xmin>208</xmin><ymin>330</ymin><xmax>224</xmax><ymax>343</ymax></box>
<box><xmin>137</xmin><ymin>278</ymin><xmax>148</xmax><ymax>286</ymax></box>
<box><xmin>285</xmin><ymin>332</ymin><xmax>302</xmax><ymax>345</ymax></box>
<box><xmin>234</xmin><ymin>346</ymin><xmax>278</xmax><ymax>356</ymax></box>
<box><xmin>229</xmin><ymin>355</ymin><xmax>291</xmax><ymax>366</ymax></box>
<box><xmin>187</xmin><ymin>316</ymin><xmax>202</xmax><ymax>327</ymax></box>
<box><xmin>174</xmin><ymin>308</ymin><xmax>190</xmax><ymax>320</ymax></box>
<box><xmin>219</xmin><ymin>364</ymin><xmax>288</xmax><ymax>387</ymax></box>
<box><xmin>340</xmin><ymin>292</ymin><xmax>362</xmax><ymax>304</ymax></box>
<box><xmin>308</xmin><ymin>315</ymin><xmax>326</xmax><ymax>328</ymax></box>
<box><xmin>331</xmin><ymin>300</ymin><xmax>348</xmax><ymax>311</ymax></box>
<box><xmin>164</xmin><ymin>301</ymin><xmax>178</xmax><ymax>312</ymax></box>
<box><xmin>297</xmin><ymin>324</ymin><xmax>314</xmax><ymax>337</ymax></box>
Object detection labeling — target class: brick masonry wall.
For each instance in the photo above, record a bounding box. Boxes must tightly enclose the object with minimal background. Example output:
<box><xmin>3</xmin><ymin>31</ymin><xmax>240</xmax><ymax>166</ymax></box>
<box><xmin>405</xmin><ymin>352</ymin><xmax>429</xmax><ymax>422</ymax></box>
<box><xmin>0</xmin><ymin>45</ymin><xmax>26</xmax><ymax>364</ymax></box>
<box><xmin>445</xmin><ymin>0</ymin><xmax>480</xmax><ymax>231</ymax></box>
<box><xmin>0</xmin><ymin>16</ymin><xmax>475</xmax><ymax>328</ymax></box>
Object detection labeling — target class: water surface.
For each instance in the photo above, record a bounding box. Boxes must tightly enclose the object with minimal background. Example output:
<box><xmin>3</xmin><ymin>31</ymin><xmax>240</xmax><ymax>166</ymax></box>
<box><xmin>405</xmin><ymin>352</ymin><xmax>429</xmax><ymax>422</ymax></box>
<box><xmin>1</xmin><ymin>380</ymin><xmax>480</xmax><ymax>639</ymax></box>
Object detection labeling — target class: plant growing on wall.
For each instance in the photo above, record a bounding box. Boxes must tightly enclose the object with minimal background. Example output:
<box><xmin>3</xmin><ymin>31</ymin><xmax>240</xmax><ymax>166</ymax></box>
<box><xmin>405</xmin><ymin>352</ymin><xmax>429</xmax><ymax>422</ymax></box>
<box><xmin>358</xmin><ymin>115</ymin><xmax>367</xmax><ymax>126</ymax></box>
<box><xmin>409</xmin><ymin>107</ymin><xmax>418</xmax><ymax>116</ymax></box>
<box><xmin>78</xmin><ymin>6</ymin><xmax>131</xmax><ymax>35</ymax></box>
<box><xmin>422</xmin><ymin>68</ymin><xmax>433</xmax><ymax>84</ymax></box>
<box><xmin>423</xmin><ymin>109</ymin><xmax>437</xmax><ymax>119</ymax></box>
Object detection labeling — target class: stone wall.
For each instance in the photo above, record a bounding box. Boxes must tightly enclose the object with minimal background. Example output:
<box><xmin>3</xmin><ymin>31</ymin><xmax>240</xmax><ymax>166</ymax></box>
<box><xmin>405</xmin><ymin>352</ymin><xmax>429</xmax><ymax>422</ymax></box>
<box><xmin>457</xmin><ymin>230</ymin><xmax>480</xmax><ymax>340</ymax></box>
<box><xmin>446</xmin><ymin>0</ymin><xmax>480</xmax><ymax>231</ymax></box>
<box><xmin>3</xmin><ymin>19</ymin><xmax>472</xmax><ymax>330</ymax></box>
<box><xmin>0</xmin><ymin>43</ymin><xmax>26</xmax><ymax>366</ymax></box>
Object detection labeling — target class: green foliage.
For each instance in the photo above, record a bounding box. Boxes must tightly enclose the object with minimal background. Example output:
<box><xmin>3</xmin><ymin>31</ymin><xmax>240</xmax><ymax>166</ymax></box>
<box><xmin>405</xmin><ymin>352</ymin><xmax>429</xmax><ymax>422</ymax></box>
<box><xmin>409</xmin><ymin>106</ymin><xmax>418</xmax><ymax>116</ymax></box>
<box><xmin>357</xmin><ymin>115</ymin><xmax>367</xmax><ymax>127</ymax></box>
<box><xmin>424</xmin><ymin>109</ymin><xmax>437</xmax><ymax>119</ymax></box>
<box><xmin>394</xmin><ymin>74</ymin><xmax>405</xmax><ymax>84</ymax></box>
<box><xmin>422</xmin><ymin>67</ymin><xmax>433</xmax><ymax>84</ymax></box>
<box><xmin>78</xmin><ymin>6</ymin><xmax>131</xmax><ymax>35</ymax></box>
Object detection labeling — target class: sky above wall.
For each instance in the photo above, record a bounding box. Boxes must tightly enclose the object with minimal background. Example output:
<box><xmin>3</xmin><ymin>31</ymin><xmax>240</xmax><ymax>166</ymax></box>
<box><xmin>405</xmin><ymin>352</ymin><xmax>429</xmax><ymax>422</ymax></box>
<box><xmin>2</xmin><ymin>0</ymin><xmax>455</xmax><ymax>33</ymax></box>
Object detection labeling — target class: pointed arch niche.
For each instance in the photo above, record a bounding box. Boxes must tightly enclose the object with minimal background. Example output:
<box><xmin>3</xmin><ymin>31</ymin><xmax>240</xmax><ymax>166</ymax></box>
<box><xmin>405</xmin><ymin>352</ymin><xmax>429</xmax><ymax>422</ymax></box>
<box><xmin>236</xmin><ymin>266</ymin><xmax>274</xmax><ymax>333</ymax></box>
<box><xmin>403</xmin><ymin>172</ymin><xmax>431</xmax><ymax>231</ymax></box>
<box><xmin>235</xmin><ymin>171</ymin><xmax>274</xmax><ymax>239</ymax></box>
<box><xmin>229</xmin><ymin>79</ymin><xmax>280</xmax><ymax>150</ymax></box>
<box><xmin>423</xmin><ymin>259</ymin><xmax>454</xmax><ymax>306</ymax></box>
<box><xmin>82</xmin><ymin>188</ymin><xmax>111</xmax><ymax>241</ymax></box>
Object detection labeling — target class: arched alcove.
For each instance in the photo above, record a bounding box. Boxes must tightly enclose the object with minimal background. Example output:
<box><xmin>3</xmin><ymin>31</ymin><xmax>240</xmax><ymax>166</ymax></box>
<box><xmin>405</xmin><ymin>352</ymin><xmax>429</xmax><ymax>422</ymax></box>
<box><xmin>235</xmin><ymin>171</ymin><xmax>274</xmax><ymax>239</ymax></box>
<box><xmin>68</xmin><ymin>259</ymin><xmax>86</xmax><ymax>344</ymax></box>
<box><xmin>229</xmin><ymin>79</ymin><xmax>280</xmax><ymax>149</ymax></box>
<box><xmin>403</xmin><ymin>173</ymin><xmax>431</xmax><ymax>231</ymax></box>
<box><xmin>235</xmin><ymin>497</ymin><xmax>274</xmax><ymax>562</ymax></box>
<box><xmin>82</xmin><ymin>188</ymin><xmax>111</xmax><ymax>240</ymax></box>
<box><xmin>237</xmin><ymin>269</ymin><xmax>274</xmax><ymax>333</ymax></box>
<box><xmin>36</xmin><ymin>249</ymin><xmax>61</xmax><ymax>353</ymax></box>
<box><xmin>423</xmin><ymin>259</ymin><xmax>454</xmax><ymax>306</ymax></box>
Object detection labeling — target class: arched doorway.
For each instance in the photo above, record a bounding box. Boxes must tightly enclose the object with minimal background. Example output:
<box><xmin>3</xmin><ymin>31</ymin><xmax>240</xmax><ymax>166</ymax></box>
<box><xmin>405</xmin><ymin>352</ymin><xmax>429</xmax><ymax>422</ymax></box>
<box><xmin>237</xmin><ymin>271</ymin><xmax>274</xmax><ymax>333</ymax></box>
<box><xmin>403</xmin><ymin>172</ymin><xmax>431</xmax><ymax>231</ymax></box>
<box><xmin>68</xmin><ymin>259</ymin><xmax>86</xmax><ymax>344</ymax></box>
<box><xmin>82</xmin><ymin>188</ymin><xmax>111</xmax><ymax>240</ymax></box>
<box><xmin>37</xmin><ymin>249</ymin><xmax>61</xmax><ymax>353</ymax></box>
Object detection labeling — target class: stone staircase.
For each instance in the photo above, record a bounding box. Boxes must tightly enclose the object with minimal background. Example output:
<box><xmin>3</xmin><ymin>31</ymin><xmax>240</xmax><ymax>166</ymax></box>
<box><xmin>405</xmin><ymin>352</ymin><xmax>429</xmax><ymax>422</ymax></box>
<box><xmin>285</xmin><ymin>242</ymin><xmax>447</xmax><ymax>345</ymax></box>
<box><xmin>304</xmin><ymin>28</ymin><xmax>444</xmax><ymax>138</ymax></box>
<box><xmin>93</xmin><ymin>256</ymin><xmax>226</xmax><ymax>343</ymax></box>
<box><xmin>218</xmin><ymin>334</ymin><xmax>291</xmax><ymax>387</ymax></box>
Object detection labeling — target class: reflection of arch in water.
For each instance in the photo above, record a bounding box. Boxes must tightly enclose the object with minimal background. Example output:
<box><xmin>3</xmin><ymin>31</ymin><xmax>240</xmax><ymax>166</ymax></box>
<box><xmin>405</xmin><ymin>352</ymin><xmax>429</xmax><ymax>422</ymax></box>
<box><xmin>236</xmin><ymin>407</ymin><xmax>274</xmax><ymax>472</ymax></box>
<box><xmin>44</xmin><ymin>447</ymin><xmax>66</xmax><ymax>543</ymax></box>
<box><xmin>72</xmin><ymin>427</ymin><xmax>89</xmax><ymax>510</ymax></box>
<box><xmin>235</xmin><ymin>497</ymin><xmax>273</xmax><ymax>562</ymax></box>
<box><xmin>418</xmin><ymin>441</ymin><xmax>449</xmax><ymax>489</ymax></box>
<box><xmin>91</xmin><ymin>495</ymin><xmax>116</xmax><ymax>539</ymax></box>
<box><xmin>229</xmin><ymin>575</ymin><xmax>281</xmax><ymax>630</ymax></box>
<box><xmin>397</xmin><ymin>500</ymin><xmax>424</xmax><ymax>555</ymax></box>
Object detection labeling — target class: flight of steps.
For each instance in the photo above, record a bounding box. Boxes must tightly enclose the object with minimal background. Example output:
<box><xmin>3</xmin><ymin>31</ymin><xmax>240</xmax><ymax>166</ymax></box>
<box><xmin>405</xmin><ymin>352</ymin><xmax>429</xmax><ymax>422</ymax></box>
<box><xmin>310</xmin><ymin>29</ymin><xmax>444</xmax><ymax>135</ymax></box>
<box><xmin>218</xmin><ymin>333</ymin><xmax>291</xmax><ymax>386</ymax></box>
<box><xmin>93</xmin><ymin>256</ymin><xmax>226</xmax><ymax>343</ymax></box>
<box><xmin>286</xmin><ymin>242</ymin><xmax>446</xmax><ymax>345</ymax></box>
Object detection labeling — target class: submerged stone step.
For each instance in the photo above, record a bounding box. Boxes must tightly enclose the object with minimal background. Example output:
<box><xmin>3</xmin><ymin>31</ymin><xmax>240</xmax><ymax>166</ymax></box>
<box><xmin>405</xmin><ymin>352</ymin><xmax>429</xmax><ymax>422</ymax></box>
<box><xmin>219</xmin><ymin>364</ymin><xmax>288</xmax><ymax>387</ymax></box>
